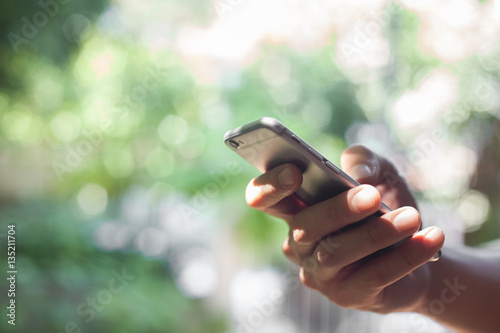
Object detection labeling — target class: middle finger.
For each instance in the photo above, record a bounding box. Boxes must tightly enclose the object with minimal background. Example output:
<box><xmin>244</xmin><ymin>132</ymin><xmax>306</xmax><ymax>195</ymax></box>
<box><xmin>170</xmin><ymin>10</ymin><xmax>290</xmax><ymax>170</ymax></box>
<box><xmin>288</xmin><ymin>184</ymin><xmax>381</xmax><ymax>261</ymax></box>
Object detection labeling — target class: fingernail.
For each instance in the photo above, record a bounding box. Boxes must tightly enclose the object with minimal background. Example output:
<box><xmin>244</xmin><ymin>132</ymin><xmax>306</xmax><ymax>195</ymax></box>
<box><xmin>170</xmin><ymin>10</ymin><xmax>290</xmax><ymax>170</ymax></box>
<box><xmin>424</xmin><ymin>227</ymin><xmax>444</xmax><ymax>246</ymax></box>
<box><xmin>393</xmin><ymin>209</ymin><xmax>419</xmax><ymax>232</ymax></box>
<box><xmin>352</xmin><ymin>186</ymin><xmax>378</xmax><ymax>212</ymax></box>
<box><xmin>279</xmin><ymin>167</ymin><xmax>294</xmax><ymax>188</ymax></box>
<box><xmin>350</xmin><ymin>163</ymin><xmax>374</xmax><ymax>180</ymax></box>
<box><xmin>293</xmin><ymin>229</ymin><xmax>307</xmax><ymax>244</ymax></box>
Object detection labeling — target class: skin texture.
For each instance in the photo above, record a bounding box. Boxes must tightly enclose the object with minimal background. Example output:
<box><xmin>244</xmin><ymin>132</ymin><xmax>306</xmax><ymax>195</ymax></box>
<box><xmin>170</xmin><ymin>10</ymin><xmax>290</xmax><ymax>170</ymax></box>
<box><xmin>246</xmin><ymin>144</ymin><xmax>500</xmax><ymax>332</ymax></box>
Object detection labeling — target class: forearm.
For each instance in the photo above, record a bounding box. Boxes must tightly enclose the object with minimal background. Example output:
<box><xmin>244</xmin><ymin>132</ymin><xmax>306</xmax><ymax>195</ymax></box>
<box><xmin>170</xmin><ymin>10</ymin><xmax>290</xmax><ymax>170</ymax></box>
<box><xmin>417</xmin><ymin>246</ymin><xmax>500</xmax><ymax>333</ymax></box>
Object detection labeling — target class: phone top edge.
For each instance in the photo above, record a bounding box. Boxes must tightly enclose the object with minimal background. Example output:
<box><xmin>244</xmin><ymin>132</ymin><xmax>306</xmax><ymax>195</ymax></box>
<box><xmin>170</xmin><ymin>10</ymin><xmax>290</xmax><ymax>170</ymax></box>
<box><xmin>223</xmin><ymin>117</ymin><xmax>285</xmax><ymax>143</ymax></box>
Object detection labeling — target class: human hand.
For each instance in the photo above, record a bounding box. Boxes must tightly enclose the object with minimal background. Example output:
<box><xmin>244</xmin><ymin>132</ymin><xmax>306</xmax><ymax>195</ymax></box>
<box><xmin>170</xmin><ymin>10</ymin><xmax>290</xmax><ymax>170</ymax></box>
<box><xmin>246</xmin><ymin>145</ymin><xmax>445</xmax><ymax>313</ymax></box>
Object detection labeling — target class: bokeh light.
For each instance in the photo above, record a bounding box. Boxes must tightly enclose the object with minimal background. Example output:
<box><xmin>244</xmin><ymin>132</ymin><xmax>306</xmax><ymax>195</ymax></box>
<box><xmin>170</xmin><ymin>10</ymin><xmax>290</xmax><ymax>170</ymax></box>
<box><xmin>158</xmin><ymin>114</ymin><xmax>190</xmax><ymax>146</ymax></box>
<box><xmin>50</xmin><ymin>111</ymin><xmax>81</xmax><ymax>142</ymax></box>
<box><xmin>134</xmin><ymin>227</ymin><xmax>169</xmax><ymax>258</ymax></box>
<box><xmin>457</xmin><ymin>190</ymin><xmax>490</xmax><ymax>232</ymax></box>
<box><xmin>76</xmin><ymin>183</ymin><xmax>108</xmax><ymax>215</ymax></box>
<box><xmin>93</xmin><ymin>220</ymin><xmax>134</xmax><ymax>251</ymax></box>
<box><xmin>2</xmin><ymin>1</ymin><xmax>500</xmax><ymax>332</ymax></box>
<box><xmin>104</xmin><ymin>147</ymin><xmax>135</xmax><ymax>178</ymax></box>
<box><xmin>172</xmin><ymin>247</ymin><xmax>219</xmax><ymax>299</ymax></box>
<box><xmin>2</xmin><ymin>108</ymin><xmax>43</xmax><ymax>146</ymax></box>
<box><xmin>145</xmin><ymin>147</ymin><xmax>176</xmax><ymax>179</ymax></box>
<box><xmin>391</xmin><ymin>69</ymin><xmax>458</xmax><ymax>134</ymax></box>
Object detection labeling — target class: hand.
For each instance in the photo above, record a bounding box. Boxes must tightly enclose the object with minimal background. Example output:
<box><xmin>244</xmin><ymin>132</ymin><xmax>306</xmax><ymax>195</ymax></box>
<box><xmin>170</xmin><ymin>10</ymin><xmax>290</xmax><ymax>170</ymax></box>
<box><xmin>246</xmin><ymin>145</ymin><xmax>445</xmax><ymax>313</ymax></box>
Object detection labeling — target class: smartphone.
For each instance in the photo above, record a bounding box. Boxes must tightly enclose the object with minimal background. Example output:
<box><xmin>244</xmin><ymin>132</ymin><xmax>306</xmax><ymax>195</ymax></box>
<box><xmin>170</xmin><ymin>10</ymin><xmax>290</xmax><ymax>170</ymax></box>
<box><xmin>223</xmin><ymin>117</ymin><xmax>391</xmax><ymax>214</ymax></box>
<box><xmin>224</xmin><ymin>117</ymin><xmax>441</xmax><ymax>261</ymax></box>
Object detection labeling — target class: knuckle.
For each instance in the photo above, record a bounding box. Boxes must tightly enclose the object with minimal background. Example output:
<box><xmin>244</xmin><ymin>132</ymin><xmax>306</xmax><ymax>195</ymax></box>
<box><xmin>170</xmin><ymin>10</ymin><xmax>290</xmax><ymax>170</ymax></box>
<box><xmin>317</xmin><ymin>237</ymin><xmax>341</xmax><ymax>264</ymax></box>
<box><xmin>314</xmin><ymin>272</ymin><xmax>341</xmax><ymax>292</ymax></box>
<box><xmin>327</xmin><ymin>199</ymin><xmax>345</xmax><ymax>227</ymax></box>
<box><xmin>364</xmin><ymin>222</ymin><xmax>384</xmax><ymax>247</ymax></box>
<box><xmin>299</xmin><ymin>269</ymin><xmax>317</xmax><ymax>290</ymax></box>
<box><xmin>364</xmin><ymin>265</ymin><xmax>387</xmax><ymax>289</ymax></box>
<box><xmin>289</xmin><ymin>215</ymin><xmax>316</xmax><ymax>245</ymax></box>
<box><xmin>399</xmin><ymin>248</ymin><xmax>419</xmax><ymax>269</ymax></box>
<box><xmin>291</xmin><ymin>228</ymin><xmax>314</xmax><ymax>245</ymax></box>
<box><xmin>282</xmin><ymin>239</ymin><xmax>301</xmax><ymax>265</ymax></box>
<box><xmin>282</xmin><ymin>238</ymin><xmax>293</xmax><ymax>256</ymax></box>
<box><xmin>301</xmin><ymin>256</ymin><xmax>319</xmax><ymax>274</ymax></box>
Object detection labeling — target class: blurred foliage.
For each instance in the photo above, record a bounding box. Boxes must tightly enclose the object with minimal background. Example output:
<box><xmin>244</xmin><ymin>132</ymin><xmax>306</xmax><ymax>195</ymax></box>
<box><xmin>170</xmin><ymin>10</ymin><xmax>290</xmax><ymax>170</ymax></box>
<box><xmin>0</xmin><ymin>201</ymin><xmax>227</xmax><ymax>332</ymax></box>
<box><xmin>1</xmin><ymin>0</ymin><xmax>500</xmax><ymax>332</ymax></box>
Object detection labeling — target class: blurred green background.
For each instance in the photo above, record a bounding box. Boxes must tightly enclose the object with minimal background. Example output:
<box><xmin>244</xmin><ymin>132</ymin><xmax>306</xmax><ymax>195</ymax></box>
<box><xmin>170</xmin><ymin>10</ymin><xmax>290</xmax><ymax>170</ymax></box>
<box><xmin>1</xmin><ymin>0</ymin><xmax>500</xmax><ymax>332</ymax></box>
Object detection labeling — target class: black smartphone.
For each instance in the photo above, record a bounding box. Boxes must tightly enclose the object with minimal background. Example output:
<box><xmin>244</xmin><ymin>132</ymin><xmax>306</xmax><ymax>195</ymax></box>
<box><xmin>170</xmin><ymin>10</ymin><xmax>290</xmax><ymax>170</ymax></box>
<box><xmin>223</xmin><ymin>117</ymin><xmax>391</xmax><ymax>213</ymax></box>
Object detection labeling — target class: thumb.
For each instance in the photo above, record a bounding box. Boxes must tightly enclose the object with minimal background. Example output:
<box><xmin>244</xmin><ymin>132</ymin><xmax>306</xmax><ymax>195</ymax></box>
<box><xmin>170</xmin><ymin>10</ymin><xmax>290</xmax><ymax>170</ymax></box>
<box><xmin>340</xmin><ymin>144</ymin><xmax>417</xmax><ymax>209</ymax></box>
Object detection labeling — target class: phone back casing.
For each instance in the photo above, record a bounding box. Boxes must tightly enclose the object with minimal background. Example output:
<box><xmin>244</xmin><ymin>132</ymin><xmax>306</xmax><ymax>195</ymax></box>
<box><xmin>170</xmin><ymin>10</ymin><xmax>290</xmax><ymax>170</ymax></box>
<box><xmin>224</xmin><ymin>117</ymin><xmax>380</xmax><ymax>208</ymax></box>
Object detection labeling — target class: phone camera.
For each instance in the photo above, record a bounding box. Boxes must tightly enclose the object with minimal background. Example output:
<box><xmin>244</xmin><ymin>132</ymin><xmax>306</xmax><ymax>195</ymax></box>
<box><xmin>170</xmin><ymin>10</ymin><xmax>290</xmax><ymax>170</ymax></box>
<box><xmin>229</xmin><ymin>140</ymin><xmax>240</xmax><ymax>149</ymax></box>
